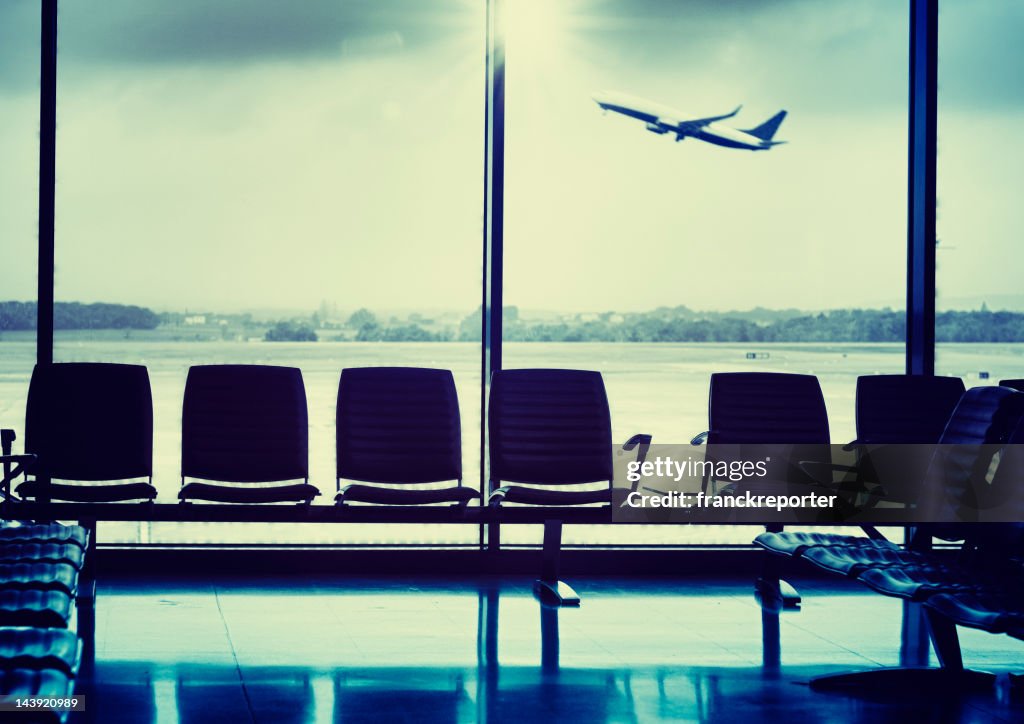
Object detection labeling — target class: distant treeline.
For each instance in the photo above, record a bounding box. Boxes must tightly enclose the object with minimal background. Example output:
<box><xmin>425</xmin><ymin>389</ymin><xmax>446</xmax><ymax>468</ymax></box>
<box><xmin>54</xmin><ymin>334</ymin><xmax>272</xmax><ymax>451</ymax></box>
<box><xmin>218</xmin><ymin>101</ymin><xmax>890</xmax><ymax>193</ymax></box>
<box><xmin>0</xmin><ymin>301</ymin><xmax>159</xmax><ymax>331</ymax></box>
<box><xmin>4</xmin><ymin>301</ymin><xmax>1024</xmax><ymax>343</ymax></box>
<box><xmin>460</xmin><ymin>307</ymin><xmax>1024</xmax><ymax>343</ymax></box>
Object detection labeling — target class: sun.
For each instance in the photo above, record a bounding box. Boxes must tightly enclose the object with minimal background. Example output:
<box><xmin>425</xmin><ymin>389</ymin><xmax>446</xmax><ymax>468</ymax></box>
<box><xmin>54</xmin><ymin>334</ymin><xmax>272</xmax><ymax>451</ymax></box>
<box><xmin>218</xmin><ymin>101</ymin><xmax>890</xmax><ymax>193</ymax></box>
<box><xmin>500</xmin><ymin>0</ymin><xmax>572</xmax><ymax>67</ymax></box>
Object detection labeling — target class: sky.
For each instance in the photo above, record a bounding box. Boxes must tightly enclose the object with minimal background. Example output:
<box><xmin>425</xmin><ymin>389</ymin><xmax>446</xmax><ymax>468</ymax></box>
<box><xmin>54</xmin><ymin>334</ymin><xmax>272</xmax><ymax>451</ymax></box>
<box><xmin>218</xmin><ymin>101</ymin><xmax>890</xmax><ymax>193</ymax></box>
<box><xmin>1</xmin><ymin>0</ymin><xmax>1022</xmax><ymax>315</ymax></box>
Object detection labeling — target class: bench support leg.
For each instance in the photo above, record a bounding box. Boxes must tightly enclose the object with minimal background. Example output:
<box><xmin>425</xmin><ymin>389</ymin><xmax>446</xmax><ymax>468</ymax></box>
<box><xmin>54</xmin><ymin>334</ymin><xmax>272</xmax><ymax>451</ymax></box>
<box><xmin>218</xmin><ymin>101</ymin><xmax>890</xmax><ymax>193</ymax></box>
<box><xmin>76</xmin><ymin>594</ymin><xmax>96</xmax><ymax>677</ymax></box>
<box><xmin>900</xmin><ymin>601</ymin><xmax>931</xmax><ymax>667</ymax></box>
<box><xmin>925</xmin><ymin>607</ymin><xmax>963</xmax><ymax>670</ymax></box>
<box><xmin>78</xmin><ymin>519</ymin><xmax>97</xmax><ymax>603</ymax></box>
<box><xmin>755</xmin><ymin>526</ymin><xmax>800</xmax><ymax>610</ymax></box>
<box><xmin>533</xmin><ymin>520</ymin><xmax>580</xmax><ymax>606</ymax></box>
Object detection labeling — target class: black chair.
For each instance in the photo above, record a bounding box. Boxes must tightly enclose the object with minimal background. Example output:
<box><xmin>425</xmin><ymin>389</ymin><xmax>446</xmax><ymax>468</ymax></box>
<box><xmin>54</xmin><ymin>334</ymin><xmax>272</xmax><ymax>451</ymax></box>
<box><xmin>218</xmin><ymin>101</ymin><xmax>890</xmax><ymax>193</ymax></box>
<box><xmin>179</xmin><ymin>365</ymin><xmax>319</xmax><ymax>504</ymax></box>
<box><xmin>998</xmin><ymin>378</ymin><xmax>1024</xmax><ymax>391</ymax></box>
<box><xmin>0</xmin><ymin>562</ymin><xmax>79</xmax><ymax>598</ymax></box>
<box><xmin>691</xmin><ymin>372</ymin><xmax>831</xmax><ymax>607</ymax></box>
<box><xmin>489</xmin><ymin>369</ymin><xmax>613</xmax><ymax>507</ymax></box>
<box><xmin>16</xmin><ymin>363</ymin><xmax>156</xmax><ymax>503</ymax></box>
<box><xmin>887</xmin><ymin>424</ymin><xmax>1024</xmax><ymax>688</ymax></box>
<box><xmin>0</xmin><ymin>628</ymin><xmax>80</xmax><ymax>678</ymax></box>
<box><xmin>0</xmin><ymin>669</ymin><xmax>75</xmax><ymax>720</ymax></box>
<box><xmin>798</xmin><ymin>385</ymin><xmax>1024</xmax><ymax>577</ymax></box>
<box><xmin>757</xmin><ymin>374</ymin><xmax>966</xmax><ymax>559</ymax></box>
<box><xmin>693</xmin><ymin>372</ymin><xmax>831</xmax><ymax>496</ymax></box>
<box><xmin>0</xmin><ymin>523</ymin><xmax>89</xmax><ymax>550</ymax></box>
<box><xmin>488</xmin><ymin>369</ymin><xmax>616</xmax><ymax>605</ymax></box>
<box><xmin>854</xmin><ymin>374</ymin><xmax>966</xmax><ymax>446</ymax></box>
<box><xmin>847</xmin><ymin>374</ymin><xmax>967</xmax><ymax>505</ymax></box>
<box><xmin>0</xmin><ymin>589</ymin><xmax>75</xmax><ymax>629</ymax></box>
<box><xmin>334</xmin><ymin>367</ymin><xmax>476</xmax><ymax>506</ymax></box>
<box><xmin>0</xmin><ymin>543</ymin><xmax>85</xmax><ymax>571</ymax></box>
<box><xmin>804</xmin><ymin>388</ymin><xmax>1024</xmax><ymax>695</ymax></box>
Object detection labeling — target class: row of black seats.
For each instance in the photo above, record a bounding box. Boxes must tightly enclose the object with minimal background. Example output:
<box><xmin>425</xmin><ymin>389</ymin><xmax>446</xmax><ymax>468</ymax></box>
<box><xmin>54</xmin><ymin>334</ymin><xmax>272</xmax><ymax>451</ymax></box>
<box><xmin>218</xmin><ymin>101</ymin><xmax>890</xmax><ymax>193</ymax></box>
<box><xmin>3</xmin><ymin>363</ymin><xmax>621</xmax><ymax>508</ymax></box>
<box><xmin>0</xmin><ymin>521</ymin><xmax>90</xmax><ymax>720</ymax></box>
<box><xmin>7</xmin><ymin>363</ymin><xmax>1024</xmax><ymax>510</ymax></box>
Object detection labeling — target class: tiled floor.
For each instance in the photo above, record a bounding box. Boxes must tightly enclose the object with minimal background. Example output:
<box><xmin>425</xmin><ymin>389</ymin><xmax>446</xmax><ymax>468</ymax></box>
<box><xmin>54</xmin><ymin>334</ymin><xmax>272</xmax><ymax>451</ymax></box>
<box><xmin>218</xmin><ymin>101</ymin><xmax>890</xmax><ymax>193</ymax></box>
<box><xmin>70</xmin><ymin>574</ymin><xmax>1024</xmax><ymax>723</ymax></box>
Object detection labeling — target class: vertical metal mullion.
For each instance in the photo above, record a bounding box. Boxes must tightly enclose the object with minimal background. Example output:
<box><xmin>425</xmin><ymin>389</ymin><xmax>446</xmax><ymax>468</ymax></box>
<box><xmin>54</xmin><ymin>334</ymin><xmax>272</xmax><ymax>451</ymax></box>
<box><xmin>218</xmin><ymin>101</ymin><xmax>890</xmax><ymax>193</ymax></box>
<box><xmin>481</xmin><ymin>0</ymin><xmax>505</xmax><ymax>552</ymax></box>
<box><xmin>906</xmin><ymin>0</ymin><xmax>937</xmax><ymax>376</ymax></box>
<box><xmin>37</xmin><ymin>0</ymin><xmax>58</xmax><ymax>366</ymax></box>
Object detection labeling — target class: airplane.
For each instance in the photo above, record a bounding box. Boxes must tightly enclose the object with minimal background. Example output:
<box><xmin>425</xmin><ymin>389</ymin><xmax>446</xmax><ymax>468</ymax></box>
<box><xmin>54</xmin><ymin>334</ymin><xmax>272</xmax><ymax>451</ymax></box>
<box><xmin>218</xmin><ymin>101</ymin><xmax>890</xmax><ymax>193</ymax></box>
<box><xmin>592</xmin><ymin>90</ymin><xmax>787</xmax><ymax>151</ymax></box>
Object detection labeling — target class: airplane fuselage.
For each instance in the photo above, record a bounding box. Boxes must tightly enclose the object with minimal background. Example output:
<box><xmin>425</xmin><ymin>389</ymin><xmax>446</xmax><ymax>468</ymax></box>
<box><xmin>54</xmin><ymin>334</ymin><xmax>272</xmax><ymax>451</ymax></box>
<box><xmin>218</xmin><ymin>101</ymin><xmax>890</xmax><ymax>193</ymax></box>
<box><xmin>593</xmin><ymin>91</ymin><xmax>782</xmax><ymax>151</ymax></box>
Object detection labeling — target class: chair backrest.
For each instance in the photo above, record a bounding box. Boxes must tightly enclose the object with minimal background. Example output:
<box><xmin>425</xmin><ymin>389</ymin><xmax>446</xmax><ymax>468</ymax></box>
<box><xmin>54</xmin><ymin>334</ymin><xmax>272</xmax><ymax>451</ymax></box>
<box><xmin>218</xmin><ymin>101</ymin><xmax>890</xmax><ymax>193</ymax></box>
<box><xmin>704</xmin><ymin>372</ymin><xmax>830</xmax><ymax>491</ymax></box>
<box><xmin>182</xmin><ymin>364</ymin><xmax>308</xmax><ymax>483</ymax></box>
<box><xmin>707</xmin><ymin>372</ymin><xmax>830</xmax><ymax>444</ymax></box>
<box><xmin>999</xmin><ymin>379</ymin><xmax>1024</xmax><ymax>392</ymax></box>
<box><xmin>336</xmin><ymin>367</ymin><xmax>461</xmax><ymax>484</ymax></box>
<box><xmin>25</xmin><ymin>363</ymin><xmax>153</xmax><ymax>481</ymax></box>
<box><xmin>977</xmin><ymin>415</ymin><xmax>1024</xmax><ymax>529</ymax></box>
<box><xmin>855</xmin><ymin>375</ymin><xmax>966</xmax><ymax>444</ymax></box>
<box><xmin>936</xmin><ymin>386</ymin><xmax>1024</xmax><ymax>446</ymax></box>
<box><xmin>917</xmin><ymin>386</ymin><xmax>1024</xmax><ymax>526</ymax></box>
<box><xmin>489</xmin><ymin>369</ymin><xmax>612</xmax><ymax>486</ymax></box>
<box><xmin>852</xmin><ymin>375</ymin><xmax>966</xmax><ymax>505</ymax></box>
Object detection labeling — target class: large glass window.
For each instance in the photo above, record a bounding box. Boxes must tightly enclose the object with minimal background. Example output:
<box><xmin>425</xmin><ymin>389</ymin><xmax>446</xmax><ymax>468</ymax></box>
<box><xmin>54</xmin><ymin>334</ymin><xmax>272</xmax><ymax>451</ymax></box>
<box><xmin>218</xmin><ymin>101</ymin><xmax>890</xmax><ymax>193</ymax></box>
<box><xmin>11</xmin><ymin>1</ymin><xmax>954</xmax><ymax>548</ymax></box>
<box><xmin>0</xmin><ymin>1</ymin><xmax>40</xmax><ymax>452</ymax></box>
<box><xmin>53</xmin><ymin>1</ymin><xmax>485</xmax><ymax>544</ymax></box>
<box><xmin>502</xmin><ymin>0</ymin><xmax>908</xmax><ymax>544</ymax></box>
<box><xmin>936</xmin><ymin>0</ymin><xmax>1024</xmax><ymax>384</ymax></box>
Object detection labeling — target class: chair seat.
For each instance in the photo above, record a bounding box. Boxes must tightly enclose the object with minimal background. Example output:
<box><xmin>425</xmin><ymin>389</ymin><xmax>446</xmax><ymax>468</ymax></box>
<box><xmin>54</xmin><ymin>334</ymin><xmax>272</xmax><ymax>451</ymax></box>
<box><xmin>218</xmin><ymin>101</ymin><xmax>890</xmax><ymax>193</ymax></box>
<box><xmin>0</xmin><ymin>543</ymin><xmax>85</xmax><ymax>571</ymax></box>
<box><xmin>0</xmin><ymin>628</ymin><xmax>80</xmax><ymax>677</ymax></box>
<box><xmin>16</xmin><ymin>479</ymin><xmax>157</xmax><ymax>502</ymax></box>
<box><xmin>336</xmin><ymin>484</ymin><xmax>479</xmax><ymax>506</ymax></box>
<box><xmin>0</xmin><ymin>668</ymin><xmax>74</xmax><ymax>707</ymax></box>
<box><xmin>490</xmin><ymin>486</ymin><xmax>611</xmax><ymax>506</ymax></box>
<box><xmin>0</xmin><ymin>523</ymin><xmax>89</xmax><ymax>549</ymax></box>
<box><xmin>0</xmin><ymin>563</ymin><xmax>79</xmax><ymax>597</ymax></box>
<box><xmin>754</xmin><ymin>531</ymin><xmax>899</xmax><ymax>558</ymax></box>
<box><xmin>0</xmin><ymin>589</ymin><xmax>74</xmax><ymax>629</ymax></box>
<box><xmin>179</xmin><ymin>482</ymin><xmax>320</xmax><ymax>504</ymax></box>
<box><xmin>926</xmin><ymin>590</ymin><xmax>1024</xmax><ymax>638</ymax></box>
<box><xmin>801</xmin><ymin>544</ymin><xmax>930</xmax><ymax>577</ymax></box>
<box><xmin>857</xmin><ymin>564</ymin><xmax>987</xmax><ymax>601</ymax></box>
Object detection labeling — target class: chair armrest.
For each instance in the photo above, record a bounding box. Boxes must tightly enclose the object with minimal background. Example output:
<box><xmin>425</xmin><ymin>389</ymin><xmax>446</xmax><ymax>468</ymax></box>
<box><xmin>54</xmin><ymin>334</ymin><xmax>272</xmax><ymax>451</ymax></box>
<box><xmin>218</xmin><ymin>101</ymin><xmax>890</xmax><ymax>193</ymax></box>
<box><xmin>489</xmin><ymin>486</ymin><xmax>510</xmax><ymax>506</ymax></box>
<box><xmin>0</xmin><ymin>452</ymin><xmax>36</xmax><ymax>500</ymax></box>
<box><xmin>1</xmin><ymin>428</ymin><xmax>15</xmax><ymax>456</ymax></box>
<box><xmin>797</xmin><ymin>460</ymin><xmax>858</xmax><ymax>485</ymax></box>
<box><xmin>690</xmin><ymin>431</ymin><xmax>709</xmax><ymax>446</ymax></box>
<box><xmin>796</xmin><ymin>459</ymin><xmax>889</xmax><ymax>505</ymax></box>
<box><xmin>619</xmin><ymin>434</ymin><xmax>652</xmax><ymax>492</ymax></box>
<box><xmin>620</xmin><ymin>434</ymin><xmax>652</xmax><ymax>461</ymax></box>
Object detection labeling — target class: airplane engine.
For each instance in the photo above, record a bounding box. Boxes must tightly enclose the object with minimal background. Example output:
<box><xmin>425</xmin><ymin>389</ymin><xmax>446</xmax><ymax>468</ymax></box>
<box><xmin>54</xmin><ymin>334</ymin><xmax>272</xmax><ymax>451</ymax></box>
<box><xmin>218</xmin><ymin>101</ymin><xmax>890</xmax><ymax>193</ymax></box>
<box><xmin>645</xmin><ymin>122</ymin><xmax>669</xmax><ymax>135</ymax></box>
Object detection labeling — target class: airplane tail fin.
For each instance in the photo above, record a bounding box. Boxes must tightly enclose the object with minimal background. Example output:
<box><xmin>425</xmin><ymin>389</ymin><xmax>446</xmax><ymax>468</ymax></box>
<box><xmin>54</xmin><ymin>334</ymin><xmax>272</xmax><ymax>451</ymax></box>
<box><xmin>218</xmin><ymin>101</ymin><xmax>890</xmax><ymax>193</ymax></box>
<box><xmin>745</xmin><ymin>110</ymin><xmax>787</xmax><ymax>141</ymax></box>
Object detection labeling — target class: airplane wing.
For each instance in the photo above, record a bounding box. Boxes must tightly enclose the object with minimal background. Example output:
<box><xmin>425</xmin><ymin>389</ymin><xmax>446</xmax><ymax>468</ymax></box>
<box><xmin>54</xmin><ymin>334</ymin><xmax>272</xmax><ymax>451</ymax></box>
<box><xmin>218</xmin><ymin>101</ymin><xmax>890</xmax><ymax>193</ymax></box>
<box><xmin>684</xmin><ymin>105</ymin><xmax>742</xmax><ymax>126</ymax></box>
<box><xmin>673</xmin><ymin>105</ymin><xmax>742</xmax><ymax>133</ymax></box>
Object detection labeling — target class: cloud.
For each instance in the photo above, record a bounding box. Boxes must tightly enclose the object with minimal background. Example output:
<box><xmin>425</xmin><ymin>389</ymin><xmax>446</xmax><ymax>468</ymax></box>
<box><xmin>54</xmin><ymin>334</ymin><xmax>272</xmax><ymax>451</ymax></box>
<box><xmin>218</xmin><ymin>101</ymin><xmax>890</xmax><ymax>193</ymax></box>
<box><xmin>57</xmin><ymin>0</ymin><xmax>475</xmax><ymax>66</ymax></box>
<box><xmin>0</xmin><ymin>0</ymin><xmax>479</xmax><ymax>94</ymax></box>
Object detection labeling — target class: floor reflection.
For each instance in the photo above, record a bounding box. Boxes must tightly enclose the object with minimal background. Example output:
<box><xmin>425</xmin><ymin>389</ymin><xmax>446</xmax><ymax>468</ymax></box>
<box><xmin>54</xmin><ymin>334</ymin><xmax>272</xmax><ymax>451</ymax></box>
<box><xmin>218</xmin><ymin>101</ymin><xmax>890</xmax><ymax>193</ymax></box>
<box><xmin>67</xmin><ymin>578</ymin><xmax>1023</xmax><ymax>723</ymax></box>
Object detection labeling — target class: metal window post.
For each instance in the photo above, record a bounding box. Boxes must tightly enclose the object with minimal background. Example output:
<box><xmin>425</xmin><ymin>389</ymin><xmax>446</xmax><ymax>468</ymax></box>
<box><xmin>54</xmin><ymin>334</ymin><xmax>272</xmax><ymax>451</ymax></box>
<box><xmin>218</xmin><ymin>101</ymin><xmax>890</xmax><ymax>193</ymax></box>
<box><xmin>37</xmin><ymin>0</ymin><xmax>58</xmax><ymax>366</ymax></box>
<box><xmin>906</xmin><ymin>0</ymin><xmax>938</xmax><ymax>376</ymax></box>
<box><xmin>482</xmin><ymin>0</ymin><xmax>506</xmax><ymax>551</ymax></box>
